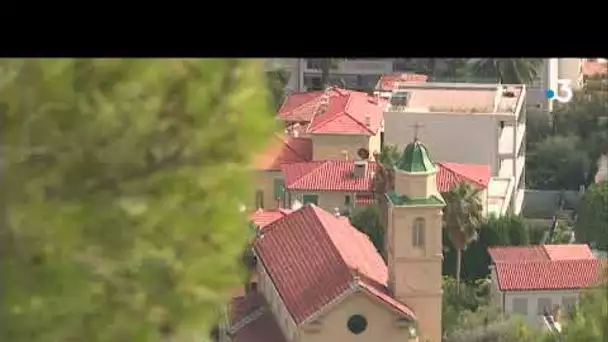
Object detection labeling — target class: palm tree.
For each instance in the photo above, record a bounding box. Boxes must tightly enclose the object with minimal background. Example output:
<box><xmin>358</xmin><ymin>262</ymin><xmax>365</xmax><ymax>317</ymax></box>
<box><xmin>306</xmin><ymin>59</ymin><xmax>342</xmax><ymax>88</ymax></box>
<box><xmin>469</xmin><ymin>58</ymin><xmax>542</xmax><ymax>84</ymax></box>
<box><xmin>442</xmin><ymin>183</ymin><xmax>483</xmax><ymax>292</ymax></box>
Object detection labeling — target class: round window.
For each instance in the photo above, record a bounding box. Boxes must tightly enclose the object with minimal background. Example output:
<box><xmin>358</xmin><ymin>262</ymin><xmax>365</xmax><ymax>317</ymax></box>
<box><xmin>347</xmin><ymin>314</ymin><xmax>368</xmax><ymax>334</ymax></box>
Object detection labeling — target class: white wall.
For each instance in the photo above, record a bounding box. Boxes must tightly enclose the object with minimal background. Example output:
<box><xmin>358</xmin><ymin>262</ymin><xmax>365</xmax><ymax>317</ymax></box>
<box><xmin>491</xmin><ymin>269</ymin><xmax>580</xmax><ymax>327</ymax></box>
<box><xmin>383</xmin><ymin>111</ymin><xmax>501</xmax><ymax>173</ymax></box>
<box><xmin>257</xmin><ymin>254</ymin><xmax>297</xmax><ymax>340</ymax></box>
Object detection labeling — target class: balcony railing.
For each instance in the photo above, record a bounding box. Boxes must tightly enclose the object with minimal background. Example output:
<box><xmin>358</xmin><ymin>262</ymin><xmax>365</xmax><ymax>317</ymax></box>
<box><xmin>499</xmin><ymin>155</ymin><xmax>525</xmax><ymax>185</ymax></box>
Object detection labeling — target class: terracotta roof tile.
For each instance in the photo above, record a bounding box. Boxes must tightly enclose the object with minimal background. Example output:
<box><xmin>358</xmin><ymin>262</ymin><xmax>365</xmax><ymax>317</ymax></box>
<box><xmin>489</xmin><ymin>246</ymin><xmax>549</xmax><ymax>262</ymax></box>
<box><xmin>282</xmin><ymin>160</ymin><xmax>490</xmax><ymax>193</ymax></box>
<box><xmin>253</xmin><ymin>134</ymin><xmax>312</xmax><ymax>170</ymax></box>
<box><xmin>282</xmin><ymin>161</ymin><xmax>378</xmax><ymax>192</ymax></box>
<box><xmin>254</xmin><ymin>204</ymin><xmax>412</xmax><ymax>324</ymax></box>
<box><xmin>375</xmin><ymin>73</ymin><xmax>428</xmax><ymax>91</ymax></box>
<box><xmin>494</xmin><ymin>259</ymin><xmax>607</xmax><ymax>291</ymax></box>
<box><xmin>583</xmin><ymin>59</ymin><xmax>608</xmax><ymax>77</ymax></box>
<box><xmin>229</xmin><ymin>294</ymin><xmax>287</xmax><ymax>342</ymax></box>
<box><xmin>436</xmin><ymin>162</ymin><xmax>491</xmax><ymax>192</ymax></box>
<box><xmin>307</xmin><ymin>91</ymin><xmax>384</xmax><ymax>135</ymax></box>
<box><xmin>488</xmin><ymin>244</ymin><xmax>595</xmax><ymax>263</ymax></box>
<box><xmin>543</xmin><ymin>244</ymin><xmax>595</xmax><ymax>260</ymax></box>
<box><xmin>278</xmin><ymin>88</ymin><xmax>384</xmax><ymax>135</ymax></box>
<box><xmin>278</xmin><ymin>91</ymin><xmax>325</xmax><ymax>123</ymax></box>
<box><xmin>249</xmin><ymin>209</ymin><xmax>292</xmax><ymax>229</ymax></box>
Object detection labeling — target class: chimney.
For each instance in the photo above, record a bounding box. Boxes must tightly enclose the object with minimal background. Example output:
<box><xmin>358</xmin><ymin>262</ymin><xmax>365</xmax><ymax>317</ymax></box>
<box><xmin>342</xmin><ymin>150</ymin><xmax>349</xmax><ymax>161</ymax></box>
<box><xmin>353</xmin><ymin>160</ymin><xmax>366</xmax><ymax>178</ymax></box>
<box><xmin>334</xmin><ymin>207</ymin><xmax>341</xmax><ymax>217</ymax></box>
<box><xmin>364</xmin><ymin>113</ymin><xmax>371</xmax><ymax>127</ymax></box>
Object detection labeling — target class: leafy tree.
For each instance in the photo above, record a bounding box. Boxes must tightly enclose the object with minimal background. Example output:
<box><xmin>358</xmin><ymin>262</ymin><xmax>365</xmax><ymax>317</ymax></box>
<box><xmin>349</xmin><ymin>204</ymin><xmax>385</xmax><ymax>255</ymax></box>
<box><xmin>526</xmin><ymin>135</ymin><xmax>590</xmax><ymax>190</ymax></box>
<box><xmin>552</xmin><ymin>89</ymin><xmax>608</xmax><ymax>185</ymax></box>
<box><xmin>443</xmin><ymin>214</ymin><xmax>529</xmax><ymax>281</ymax></box>
<box><xmin>443</xmin><ymin>183</ymin><xmax>483</xmax><ymax>291</ymax></box>
<box><xmin>468</xmin><ymin>58</ymin><xmax>542</xmax><ymax>84</ymax></box>
<box><xmin>442</xmin><ymin>277</ymin><xmax>541</xmax><ymax>342</ymax></box>
<box><xmin>265</xmin><ymin>69</ymin><xmax>291</xmax><ymax>109</ymax></box>
<box><xmin>0</xmin><ymin>59</ymin><xmax>276</xmax><ymax>342</ymax></box>
<box><xmin>546</xmin><ymin>283</ymin><xmax>608</xmax><ymax>342</ymax></box>
<box><xmin>576</xmin><ymin>182</ymin><xmax>608</xmax><ymax>251</ymax></box>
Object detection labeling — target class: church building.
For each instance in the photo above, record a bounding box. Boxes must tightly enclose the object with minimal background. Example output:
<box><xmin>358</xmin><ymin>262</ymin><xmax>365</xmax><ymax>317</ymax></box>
<box><xmin>222</xmin><ymin>139</ymin><xmax>445</xmax><ymax>342</ymax></box>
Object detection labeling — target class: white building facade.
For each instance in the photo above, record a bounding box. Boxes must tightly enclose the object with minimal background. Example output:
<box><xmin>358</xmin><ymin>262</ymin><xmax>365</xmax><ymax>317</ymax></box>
<box><xmin>382</xmin><ymin>82</ymin><xmax>526</xmax><ymax>216</ymax></box>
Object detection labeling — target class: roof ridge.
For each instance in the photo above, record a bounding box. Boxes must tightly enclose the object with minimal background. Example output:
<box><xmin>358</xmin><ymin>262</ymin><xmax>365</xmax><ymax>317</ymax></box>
<box><xmin>258</xmin><ymin>204</ymin><xmax>311</xmax><ymax>235</ymax></box>
<box><xmin>344</xmin><ymin>94</ymin><xmax>376</xmax><ymax>135</ymax></box>
<box><xmin>282</xmin><ymin>90</ymin><xmax>323</xmax><ymax>115</ymax></box>
<box><xmin>495</xmin><ymin>259</ymin><xmax>599</xmax><ymax>265</ymax></box>
<box><xmin>288</xmin><ymin>161</ymin><xmax>330</xmax><ymax>189</ymax></box>
<box><xmin>306</xmin><ymin>93</ymin><xmax>343</xmax><ymax>133</ymax></box>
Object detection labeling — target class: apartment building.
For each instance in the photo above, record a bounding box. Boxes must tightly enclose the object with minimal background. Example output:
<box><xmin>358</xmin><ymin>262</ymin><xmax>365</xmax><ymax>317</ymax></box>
<box><xmin>382</xmin><ymin>82</ymin><xmax>527</xmax><ymax>215</ymax></box>
<box><xmin>264</xmin><ymin>58</ymin><xmax>396</xmax><ymax>93</ymax></box>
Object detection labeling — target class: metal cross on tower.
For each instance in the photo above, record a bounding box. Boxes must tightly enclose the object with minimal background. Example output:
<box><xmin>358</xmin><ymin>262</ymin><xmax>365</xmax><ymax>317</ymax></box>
<box><xmin>410</xmin><ymin>122</ymin><xmax>425</xmax><ymax>142</ymax></box>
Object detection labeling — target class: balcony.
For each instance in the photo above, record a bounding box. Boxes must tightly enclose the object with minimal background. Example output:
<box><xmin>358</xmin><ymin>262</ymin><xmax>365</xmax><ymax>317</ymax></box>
<box><xmin>499</xmin><ymin>155</ymin><xmax>525</xmax><ymax>185</ymax></box>
<box><xmin>498</xmin><ymin>123</ymin><xmax>526</xmax><ymax>157</ymax></box>
<box><xmin>305</xmin><ymin>59</ymin><xmax>393</xmax><ymax>75</ymax></box>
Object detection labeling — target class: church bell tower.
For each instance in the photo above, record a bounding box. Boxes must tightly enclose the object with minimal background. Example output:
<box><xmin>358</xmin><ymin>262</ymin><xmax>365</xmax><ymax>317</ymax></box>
<box><xmin>384</xmin><ymin>137</ymin><xmax>445</xmax><ymax>342</ymax></box>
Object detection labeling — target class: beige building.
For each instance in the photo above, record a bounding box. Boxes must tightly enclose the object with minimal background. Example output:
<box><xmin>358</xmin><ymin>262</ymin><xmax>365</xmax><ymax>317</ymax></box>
<box><xmin>488</xmin><ymin>244</ymin><xmax>605</xmax><ymax>329</ymax></box>
<box><xmin>223</xmin><ymin>139</ymin><xmax>446</xmax><ymax>342</ymax></box>
<box><xmin>383</xmin><ymin>82</ymin><xmax>526</xmax><ymax>216</ymax></box>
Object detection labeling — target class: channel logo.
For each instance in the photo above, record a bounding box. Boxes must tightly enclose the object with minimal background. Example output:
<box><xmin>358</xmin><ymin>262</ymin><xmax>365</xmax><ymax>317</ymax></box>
<box><xmin>546</xmin><ymin>79</ymin><xmax>573</xmax><ymax>103</ymax></box>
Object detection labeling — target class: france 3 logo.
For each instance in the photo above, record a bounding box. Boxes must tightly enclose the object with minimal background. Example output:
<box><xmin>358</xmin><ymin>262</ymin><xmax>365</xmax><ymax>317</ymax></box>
<box><xmin>545</xmin><ymin>79</ymin><xmax>574</xmax><ymax>103</ymax></box>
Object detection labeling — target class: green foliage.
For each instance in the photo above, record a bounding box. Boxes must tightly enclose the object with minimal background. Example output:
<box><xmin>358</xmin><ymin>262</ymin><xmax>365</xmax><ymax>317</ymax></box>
<box><xmin>468</xmin><ymin>58</ymin><xmax>542</xmax><ymax>84</ymax></box>
<box><xmin>442</xmin><ymin>277</ymin><xmax>542</xmax><ymax>342</ymax></box>
<box><xmin>349</xmin><ymin>204</ymin><xmax>385</xmax><ymax>255</ymax></box>
<box><xmin>443</xmin><ymin>215</ymin><xmax>529</xmax><ymax>281</ymax></box>
<box><xmin>527</xmin><ymin>90</ymin><xmax>608</xmax><ymax>188</ymax></box>
<box><xmin>443</xmin><ymin>183</ymin><xmax>483</xmax><ymax>287</ymax></box>
<box><xmin>378</xmin><ymin>144</ymin><xmax>400</xmax><ymax>166</ymax></box>
<box><xmin>526</xmin><ymin>135</ymin><xmax>590</xmax><ymax>190</ymax></box>
<box><xmin>576</xmin><ymin>182</ymin><xmax>608</xmax><ymax>250</ymax></box>
<box><xmin>556</xmin><ymin>285</ymin><xmax>608</xmax><ymax>342</ymax></box>
<box><xmin>265</xmin><ymin>69</ymin><xmax>291</xmax><ymax>110</ymax></box>
<box><xmin>0</xmin><ymin>59</ymin><xmax>276</xmax><ymax>342</ymax></box>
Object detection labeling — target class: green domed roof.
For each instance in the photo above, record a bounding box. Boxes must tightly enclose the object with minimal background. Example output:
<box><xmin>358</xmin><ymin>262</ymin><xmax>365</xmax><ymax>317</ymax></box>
<box><xmin>395</xmin><ymin>140</ymin><xmax>436</xmax><ymax>173</ymax></box>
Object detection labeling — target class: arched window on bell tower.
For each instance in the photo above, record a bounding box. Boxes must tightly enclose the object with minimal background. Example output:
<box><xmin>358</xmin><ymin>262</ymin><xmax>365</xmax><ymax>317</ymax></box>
<box><xmin>412</xmin><ymin>218</ymin><xmax>426</xmax><ymax>247</ymax></box>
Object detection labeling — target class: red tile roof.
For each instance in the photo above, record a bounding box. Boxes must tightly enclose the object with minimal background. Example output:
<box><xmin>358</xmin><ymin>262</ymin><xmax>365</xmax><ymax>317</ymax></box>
<box><xmin>254</xmin><ymin>204</ymin><xmax>414</xmax><ymax>324</ymax></box>
<box><xmin>253</xmin><ymin>134</ymin><xmax>312</xmax><ymax>170</ymax></box>
<box><xmin>583</xmin><ymin>59</ymin><xmax>608</xmax><ymax>77</ymax></box>
<box><xmin>375</xmin><ymin>73</ymin><xmax>428</xmax><ymax>91</ymax></box>
<box><xmin>249</xmin><ymin>209</ymin><xmax>292</xmax><ymax>229</ymax></box>
<box><xmin>278</xmin><ymin>91</ymin><xmax>325</xmax><ymax>123</ymax></box>
<box><xmin>436</xmin><ymin>162</ymin><xmax>491</xmax><ymax>192</ymax></box>
<box><xmin>278</xmin><ymin>88</ymin><xmax>384</xmax><ymax>135</ymax></box>
<box><xmin>488</xmin><ymin>244</ymin><xmax>595</xmax><ymax>263</ymax></box>
<box><xmin>494</xmin><ymin>259</ymin><xmax>607</xmax><ymax>291</ymax></box>
<box><xmin>229</xmin><ymin>293</ymin><xmax>287</xmax><ymax>342</ymax></box>
<box><xmin>282</xmin><ymin>160</ymin><xmax>490</xmax><ymax>193</ymax></box>
<box><xmin>282</xmin><ymin>161</ymin><xmax>378</xmax><ymax>192</ymax></box>
<box><xmin>489</xmin><ymin>246</ymin><xmax>549</xmax><ymax>262</ymax></box>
